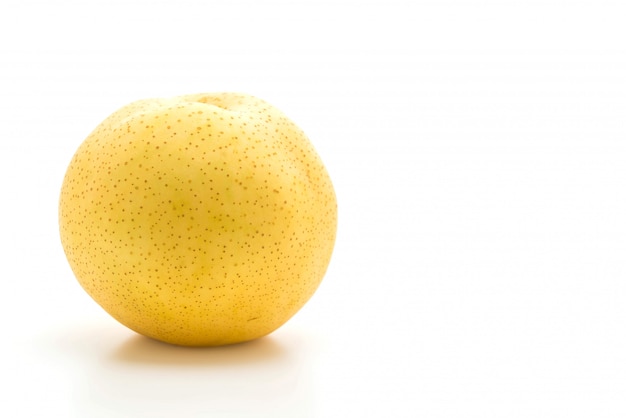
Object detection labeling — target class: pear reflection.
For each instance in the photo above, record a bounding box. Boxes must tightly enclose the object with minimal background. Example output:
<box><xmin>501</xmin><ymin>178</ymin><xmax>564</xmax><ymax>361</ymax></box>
<box><xmin>112</xmin><ymin>333</ymin><xmax>287</xmax><ymax>367</ymax></box>
<box><xmin>71</xmin><ymin>329</ymin><xmax>317</xmax><ymax>417</ymax></box>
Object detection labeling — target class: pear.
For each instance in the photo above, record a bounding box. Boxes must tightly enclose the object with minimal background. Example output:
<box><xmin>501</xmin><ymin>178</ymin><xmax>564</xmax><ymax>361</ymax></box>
<box><xmin>59</xmin><ymin>93</ymin><xmax>337</xmax><ymax>346</ymax></box>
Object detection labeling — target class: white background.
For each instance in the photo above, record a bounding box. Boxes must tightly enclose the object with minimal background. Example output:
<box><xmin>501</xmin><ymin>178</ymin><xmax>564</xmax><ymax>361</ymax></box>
<box><xmin>1</xmin><ymin>0</ymin><xmax>626</xmax><ymax>416</ymax></box>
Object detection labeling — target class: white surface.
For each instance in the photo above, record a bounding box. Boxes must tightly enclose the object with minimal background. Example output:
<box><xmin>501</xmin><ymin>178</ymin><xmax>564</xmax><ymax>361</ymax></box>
<box><xmin>2</xmin><ymin>0</ymin><xmax>626</xmax><ymax>416</ymax></box>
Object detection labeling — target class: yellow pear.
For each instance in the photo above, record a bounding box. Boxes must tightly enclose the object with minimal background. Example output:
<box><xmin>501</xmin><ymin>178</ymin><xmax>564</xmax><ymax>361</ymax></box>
<box><xmin>59</xmin><ymin>93</ymin><xmax>337</xmax><ymax>346</ymax></box>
